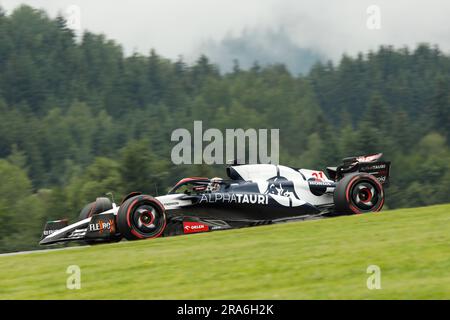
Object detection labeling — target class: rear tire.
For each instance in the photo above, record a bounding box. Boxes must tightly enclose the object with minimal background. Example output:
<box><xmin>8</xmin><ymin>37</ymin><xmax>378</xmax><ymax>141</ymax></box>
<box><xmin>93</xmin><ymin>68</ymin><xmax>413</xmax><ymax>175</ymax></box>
<box><xmin>116</xmin><ymin>195</ymin><xmax>166</xmax><ymax>240</ymax></box>
<box><xmin>78</xmin><ymin>197</ymin><xmax>113</xmax><ymax>221</ymax></box>
<box><xmin>334</xmin><ymin>173</ymin><xmax>384</xmax><ymax>214</ymax></box>
<box><xmin>78</xmin><ymin>197</ymin><xmax>118</xmax><ymax>244</ymax></box>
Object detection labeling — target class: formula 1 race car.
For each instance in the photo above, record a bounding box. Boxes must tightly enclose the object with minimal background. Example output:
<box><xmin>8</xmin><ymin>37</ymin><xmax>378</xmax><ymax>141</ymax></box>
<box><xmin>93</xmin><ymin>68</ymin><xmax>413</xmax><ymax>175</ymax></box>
<box><xmin>40</xmin><ymin>153</ymin><xmax>391</xmax><ymax>245</ymax></box>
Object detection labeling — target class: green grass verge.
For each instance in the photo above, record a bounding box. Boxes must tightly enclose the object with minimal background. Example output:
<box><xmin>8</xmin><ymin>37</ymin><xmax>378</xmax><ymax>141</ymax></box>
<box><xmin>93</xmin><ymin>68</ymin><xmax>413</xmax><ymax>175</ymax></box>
<box><xmin>0</xmin><ymin>204</ymin><xmax>449</xmax><ymax>299</ymax></box>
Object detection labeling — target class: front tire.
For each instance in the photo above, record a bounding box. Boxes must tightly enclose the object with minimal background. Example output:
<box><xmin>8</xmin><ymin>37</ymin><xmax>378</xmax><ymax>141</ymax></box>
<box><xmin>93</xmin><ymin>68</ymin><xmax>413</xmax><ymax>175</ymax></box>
<box><xmin>116</xmin><ymin>195</ymin><xmax>166</xmax><ymax>240</ymax></box>
<box><xmin>334</xmin><ymin>173</ymin><xmax>384</xmax><ymax>214</ymax></box>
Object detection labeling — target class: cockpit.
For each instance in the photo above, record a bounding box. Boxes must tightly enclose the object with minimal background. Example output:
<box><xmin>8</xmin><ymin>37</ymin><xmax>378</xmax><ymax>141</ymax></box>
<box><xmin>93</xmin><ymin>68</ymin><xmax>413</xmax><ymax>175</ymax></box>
<box><xmin>168</xmin><ymin>177</ymin><xmax>225</xmax><ymax>195</ymax></box>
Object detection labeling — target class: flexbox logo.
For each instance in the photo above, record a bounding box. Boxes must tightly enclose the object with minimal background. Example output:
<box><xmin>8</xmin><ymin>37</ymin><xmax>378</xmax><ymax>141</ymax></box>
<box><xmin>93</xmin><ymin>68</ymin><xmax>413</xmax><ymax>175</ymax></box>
<box><xmin>88</xmin><ymin>219</ymin><xmax>115</xmax><ymax>234</ymax></box>
<box><xmin>171</xmin><ymin>121</ymin><xmax>279</xmax><ymax>165</ymax></box>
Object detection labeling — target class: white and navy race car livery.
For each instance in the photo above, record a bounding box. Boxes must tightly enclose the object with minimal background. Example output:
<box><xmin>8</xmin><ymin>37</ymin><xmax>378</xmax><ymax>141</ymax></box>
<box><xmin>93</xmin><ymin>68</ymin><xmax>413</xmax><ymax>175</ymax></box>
<box><xmin>40</xmin><ymin>153</ymin><xmax>390</xmax><ymax>245</ymax></box>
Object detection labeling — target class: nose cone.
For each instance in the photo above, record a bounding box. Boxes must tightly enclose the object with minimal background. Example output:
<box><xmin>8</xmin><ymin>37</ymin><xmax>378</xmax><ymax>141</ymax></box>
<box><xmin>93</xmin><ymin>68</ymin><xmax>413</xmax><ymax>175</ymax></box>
<box><xmin>39</xmin><ymin>235</ymin><xmax>55</xmax><ymax>245</ymax></box>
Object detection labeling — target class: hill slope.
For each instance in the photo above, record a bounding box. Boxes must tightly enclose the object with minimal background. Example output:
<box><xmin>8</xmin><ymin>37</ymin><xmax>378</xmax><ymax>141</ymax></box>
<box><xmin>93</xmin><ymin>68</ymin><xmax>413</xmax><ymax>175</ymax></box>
<box><xmin>0</xmin><ymin>204</ymin><xmax>449</xmax><ymax>299</ymax></box>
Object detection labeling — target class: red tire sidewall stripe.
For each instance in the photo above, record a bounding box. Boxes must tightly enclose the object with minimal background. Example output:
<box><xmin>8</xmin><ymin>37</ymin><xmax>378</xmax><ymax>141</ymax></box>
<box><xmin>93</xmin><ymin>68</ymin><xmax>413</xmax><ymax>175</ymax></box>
<box><xmin>345</xmin><ymin>176</ymin><xmax>361</xmax><ymax>214</ymax></box>
<box><xmin>345</xmin><ymin>175</ymin><xmax>384</xmax><ymax>214</ymax></box>
<box><xmin>125</xmin><ymin>196</ymin><xmax>166</xmax><ymax>239</ymax></box>
<box><xmin>126</xmin><ymin>199</ymin><xmax>139</xmax><ymax>228</ymax></box>
<box><xmin>131</xmin><ymin>228</ymin><xmax>145</xmax><ymax>239</ymax></box>
<box><xmin>368</xmin><ymin>175</ymin><xmax>384</xmax><ymax>212</ymax></box>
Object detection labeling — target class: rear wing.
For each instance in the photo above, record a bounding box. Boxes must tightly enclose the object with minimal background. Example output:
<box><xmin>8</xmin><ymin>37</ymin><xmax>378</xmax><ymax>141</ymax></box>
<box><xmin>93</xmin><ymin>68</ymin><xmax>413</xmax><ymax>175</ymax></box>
<box><xmin>327</xmin><ymin>153</ymin><xmax>391</xmax><ymax>187</ymax></box>
<box><xmin>358</xmin><ymin>160</ymin><xmax>391</xmax><ymax>186</ymax></box>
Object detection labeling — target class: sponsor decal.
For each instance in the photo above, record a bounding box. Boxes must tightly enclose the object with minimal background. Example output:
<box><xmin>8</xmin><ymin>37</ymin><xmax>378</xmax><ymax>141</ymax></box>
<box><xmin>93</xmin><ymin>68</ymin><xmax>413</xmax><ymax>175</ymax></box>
<box><xmin>88</xmin><ymin>219</ymin><xmax>115</xmax><ymax>234</ymax></box>
<box><xmin>308</xmin><ymin>180</ymin><xmax>334</xmax><ymax>187</ymax></box>
<box><xmin>307</xmin><ymin>178</ymin><xmax>330</xmax><ymax>196</ymax></box>
<box><xmin>84</xmin><ymin>213</ymin><xmax>117</xmax><ymax>239</ymax></box>
<box><xmin>199</xmin><ymin>193</ymin><xmax>269</xmax><ymax>205</ymax></box>
<box><xmin>183</xmin><ymin>222</ymin><xmax>209</xmax><ymax>234</ymax></box>
<box><xmin>43</xmin><ymin>229</ymin><xmax>57</xmax><ymax>236</ymax></box>
<box><xmin>362</xmin><ymin>164</ymin><xmax>386</xmax><ymax>170</ymax></box>
<box><xmin>163</xmin><ymin>201</ymin><xmax>179</xmax><ymax>206</ymax></box>
<box><xmin>210</xmin><ymin>225</ymin><xmax>230</xmax><ymax>231</ymax></box>
<box><xmin>41</xmin><ymin>220</ymin><xmax>68</xmax><ymax>239</ymax></box>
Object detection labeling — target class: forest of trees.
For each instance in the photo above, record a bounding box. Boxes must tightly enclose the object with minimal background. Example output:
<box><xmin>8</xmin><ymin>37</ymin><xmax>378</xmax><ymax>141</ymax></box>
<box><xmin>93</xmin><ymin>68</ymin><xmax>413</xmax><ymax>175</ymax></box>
<box><xmin>0</xmin><ymin>5</ymin><xmax>449</xmax><ymax>253</ymax></box>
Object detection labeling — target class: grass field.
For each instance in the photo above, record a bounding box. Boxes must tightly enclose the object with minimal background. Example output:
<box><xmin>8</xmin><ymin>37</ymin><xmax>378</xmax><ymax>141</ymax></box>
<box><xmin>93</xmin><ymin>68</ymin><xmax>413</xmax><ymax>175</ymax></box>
<box><xmin>0</xmin><ymin>204</ymin><xmax>449</xmax><ymax>299</ymax></box>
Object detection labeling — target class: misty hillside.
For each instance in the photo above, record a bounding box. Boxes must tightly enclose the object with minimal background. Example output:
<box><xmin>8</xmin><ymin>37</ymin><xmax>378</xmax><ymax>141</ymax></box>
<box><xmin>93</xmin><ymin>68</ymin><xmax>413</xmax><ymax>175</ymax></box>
<box><xmin>197</xmin><ymin>28</ymin><xmax>326</xmax><ymax>75</ymax></box>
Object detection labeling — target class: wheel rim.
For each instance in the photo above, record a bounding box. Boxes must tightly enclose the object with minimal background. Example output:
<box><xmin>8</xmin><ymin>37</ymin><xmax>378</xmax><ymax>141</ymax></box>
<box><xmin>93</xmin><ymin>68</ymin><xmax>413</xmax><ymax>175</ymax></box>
<box><xmin>131</xmin><ymin>204</ymin><xmax>164</xmax><ymax>235</ymax></box>
<box><xmin>351</xmin><ymin>181</ymin><xmax>380</xmax><ymax>211</ymax></box>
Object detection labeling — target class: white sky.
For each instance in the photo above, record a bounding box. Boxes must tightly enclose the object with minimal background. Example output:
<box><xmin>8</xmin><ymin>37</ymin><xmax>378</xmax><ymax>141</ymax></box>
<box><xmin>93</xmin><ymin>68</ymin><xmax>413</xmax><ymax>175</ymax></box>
<box><xmin>1</xmin><ymin>0</ymin><xmax>449</xmax><ymax>62</ymax></box>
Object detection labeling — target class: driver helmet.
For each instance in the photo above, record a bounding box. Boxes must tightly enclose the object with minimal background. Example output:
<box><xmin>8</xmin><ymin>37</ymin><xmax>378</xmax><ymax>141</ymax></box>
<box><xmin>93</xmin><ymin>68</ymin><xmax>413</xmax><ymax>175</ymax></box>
<box><xmin>206</xmin><ymin>177</ymin><xmax>223</xmax><ymax>192</ymax></box>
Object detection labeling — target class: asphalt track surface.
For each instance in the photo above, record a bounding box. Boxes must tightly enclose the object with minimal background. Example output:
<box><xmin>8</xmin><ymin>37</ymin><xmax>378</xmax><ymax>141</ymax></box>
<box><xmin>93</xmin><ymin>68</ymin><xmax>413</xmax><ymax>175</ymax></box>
<box><xmin>0</xmin><ymin>237</ymin><xmax>140</xmax><ymax>257</ymax></box>
<box><xmin>0</xmin><ymin>245</ymin><xmax>89</xmax><ymax>257</ymax></box>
